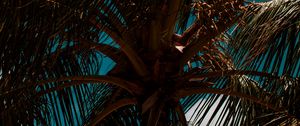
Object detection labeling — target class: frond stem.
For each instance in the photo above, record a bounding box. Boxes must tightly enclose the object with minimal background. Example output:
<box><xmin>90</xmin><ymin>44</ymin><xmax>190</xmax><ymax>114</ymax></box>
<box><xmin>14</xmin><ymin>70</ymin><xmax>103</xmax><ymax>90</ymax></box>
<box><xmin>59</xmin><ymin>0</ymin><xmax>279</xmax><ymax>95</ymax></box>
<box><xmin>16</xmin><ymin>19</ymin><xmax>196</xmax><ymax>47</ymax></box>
<box><xmin>37</xmin><ymin>76</ymin><xmax>143</xmax><ymax>95</ymax></box>
<box><xmin>187</xmin><ymin>70</ymin><xmax>280</xmax><ymax>80</ymax></box>
<box><xmin>90</xmin><ymin>18</ymin><xmax>149</xmax><ymax>78</ymax></box>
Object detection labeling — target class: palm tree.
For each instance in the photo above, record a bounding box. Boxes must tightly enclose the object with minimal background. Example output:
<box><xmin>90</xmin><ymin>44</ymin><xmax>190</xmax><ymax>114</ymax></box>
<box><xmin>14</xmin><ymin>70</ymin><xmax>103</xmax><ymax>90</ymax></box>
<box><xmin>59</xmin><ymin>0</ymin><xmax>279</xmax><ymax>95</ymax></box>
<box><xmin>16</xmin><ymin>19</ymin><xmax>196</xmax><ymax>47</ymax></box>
<box><xmin>1</xmin><ymin>0</ymin><xmax>300</xmax><ymax>125</ymax></box>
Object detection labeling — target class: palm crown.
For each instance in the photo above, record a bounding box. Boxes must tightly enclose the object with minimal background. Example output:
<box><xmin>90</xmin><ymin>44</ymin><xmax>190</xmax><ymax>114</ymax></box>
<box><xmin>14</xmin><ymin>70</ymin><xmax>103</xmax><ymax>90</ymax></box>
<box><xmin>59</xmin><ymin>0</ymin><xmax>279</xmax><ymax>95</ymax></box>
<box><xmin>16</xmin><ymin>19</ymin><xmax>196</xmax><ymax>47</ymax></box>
<box><xmin>1</xmin><ymin>0</ymin><xmax>300</xmax><ymax>125</ymax></box>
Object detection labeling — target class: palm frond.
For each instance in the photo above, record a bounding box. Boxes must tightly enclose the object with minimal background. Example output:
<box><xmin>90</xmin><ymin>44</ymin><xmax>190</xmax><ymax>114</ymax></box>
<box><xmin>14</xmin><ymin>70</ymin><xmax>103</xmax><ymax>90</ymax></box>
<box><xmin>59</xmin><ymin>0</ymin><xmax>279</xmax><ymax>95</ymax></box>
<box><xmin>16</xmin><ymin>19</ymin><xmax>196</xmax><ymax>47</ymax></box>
<box><xmin>2</xmin><ymin>0</ymin><xmax>300</xmax><ymax>125</ymax></box>
<box><xmin>229</xmin><ymin>0</ymin><xmax>300</xmax><ymax>74</ymax></box>
<box><xmin>182</xmin><ymin>0</ymin><xmax>300</xmax><ymax>125</ymax></box>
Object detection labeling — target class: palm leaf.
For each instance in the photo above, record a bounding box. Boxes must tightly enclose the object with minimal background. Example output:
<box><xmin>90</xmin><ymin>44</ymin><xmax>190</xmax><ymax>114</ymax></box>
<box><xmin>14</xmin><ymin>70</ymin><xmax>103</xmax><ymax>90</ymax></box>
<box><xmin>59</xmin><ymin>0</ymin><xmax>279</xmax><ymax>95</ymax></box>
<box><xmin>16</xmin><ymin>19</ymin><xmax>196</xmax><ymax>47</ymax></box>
<box><xmin>182</xmin><ymin>0</ymin><xmax>300</xmax><ymax>125</ymax></box>
<box><xmin>1</xmin><ymin>0</ymin><xmax>300</xmax><ymax>125</ymax></box>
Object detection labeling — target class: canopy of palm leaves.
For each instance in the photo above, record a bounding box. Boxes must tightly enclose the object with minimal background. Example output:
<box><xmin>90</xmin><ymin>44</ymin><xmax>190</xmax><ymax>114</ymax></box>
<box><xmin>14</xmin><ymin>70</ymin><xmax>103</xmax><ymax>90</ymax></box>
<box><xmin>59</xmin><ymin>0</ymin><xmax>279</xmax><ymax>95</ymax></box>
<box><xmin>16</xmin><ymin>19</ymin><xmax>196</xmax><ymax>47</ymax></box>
<box><xmin>1</xmin><ymin>0</ymin><xmax>300</xmax><ymax>125</ymax></box>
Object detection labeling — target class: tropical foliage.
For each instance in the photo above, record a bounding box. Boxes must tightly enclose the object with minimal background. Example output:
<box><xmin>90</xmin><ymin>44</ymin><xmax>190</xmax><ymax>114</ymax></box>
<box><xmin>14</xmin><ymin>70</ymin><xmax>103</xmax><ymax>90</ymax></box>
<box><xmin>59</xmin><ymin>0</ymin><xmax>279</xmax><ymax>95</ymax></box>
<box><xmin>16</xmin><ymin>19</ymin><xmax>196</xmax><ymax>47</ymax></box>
<box><xmin>1</xmin><ymin>0</ymin><xmax>300</xmax><ymax>125</ymax></box>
